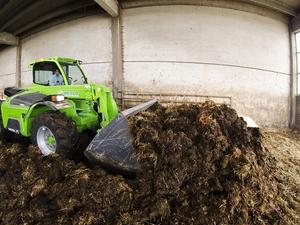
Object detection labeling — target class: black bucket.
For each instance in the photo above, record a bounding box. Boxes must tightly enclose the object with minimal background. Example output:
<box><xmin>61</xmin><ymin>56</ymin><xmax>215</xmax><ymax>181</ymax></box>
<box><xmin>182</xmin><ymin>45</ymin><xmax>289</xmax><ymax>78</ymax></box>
<box><xmin>84</xmin><ymin>113</ymin><xmax>140</xmax><ymax>175</ymax></box>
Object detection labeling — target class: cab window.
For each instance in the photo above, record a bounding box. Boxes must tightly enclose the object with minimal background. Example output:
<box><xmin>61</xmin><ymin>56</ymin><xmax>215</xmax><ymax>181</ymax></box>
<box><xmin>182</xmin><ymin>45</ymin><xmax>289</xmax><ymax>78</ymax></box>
<box><xmin>60</xmin><ymin>62</ymin><xmax>87</xmax><ymax>85</ymax></box>
<box><xmin>33</xmin><ymin>62</ymin><xmax>64</xmax><ymax>86</ymax></box>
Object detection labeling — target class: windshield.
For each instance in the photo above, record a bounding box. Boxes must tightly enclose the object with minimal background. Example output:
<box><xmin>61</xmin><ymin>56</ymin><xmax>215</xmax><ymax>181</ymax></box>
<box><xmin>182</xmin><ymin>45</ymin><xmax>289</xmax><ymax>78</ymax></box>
<box><xmin>33</xmin><ymin>62</ymin><xmax>65</xmax><ymax>86</ymax></box>
<box><xmin>60</xmin><ymin>63</ymin><xmax>87</xmax><ymax>85</ymax></box>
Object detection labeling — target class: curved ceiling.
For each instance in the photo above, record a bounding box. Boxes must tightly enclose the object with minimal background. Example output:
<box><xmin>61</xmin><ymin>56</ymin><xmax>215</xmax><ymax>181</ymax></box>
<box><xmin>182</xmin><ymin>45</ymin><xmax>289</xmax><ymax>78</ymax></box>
<box><xmin>0</xmin><ymin>0</ymin><xmax>102</xmax><ymax>37</ymax></box>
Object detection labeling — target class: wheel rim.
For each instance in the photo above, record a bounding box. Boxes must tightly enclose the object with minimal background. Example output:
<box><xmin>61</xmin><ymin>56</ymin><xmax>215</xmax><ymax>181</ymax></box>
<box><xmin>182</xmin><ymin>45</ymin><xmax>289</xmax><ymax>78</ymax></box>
<box><xmin>36</xmin><ymin>126</ymin><xmax>57</xmax><ymax>155</ymax></box>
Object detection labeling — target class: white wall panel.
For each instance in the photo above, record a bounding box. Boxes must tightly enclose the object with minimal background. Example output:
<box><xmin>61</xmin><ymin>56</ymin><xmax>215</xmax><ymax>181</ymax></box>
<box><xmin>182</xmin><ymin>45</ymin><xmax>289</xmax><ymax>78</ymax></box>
<box><xmin>123</xmin><ymin>6</ymin><xmax>291</xmax><ymax>127</ymax></box>
<box><xmin>124</xmin><ymin>6</ymin><xmax>290</xmax><ymax>74</ymax></box>
<box><xmin>81</xmin><ymin>62</ymin><xmax>112</xmax><ymax>85</ymax></box>
<box><xmin>21</xmin><ymin>15</ymin><xmax>112</xmax><ymax>87</ymax></box>
<box><xmin>0</xmin><ymin>46</ymin><xmax>16</xmax><ymax>94</ymax></box>
<box><xmin>124</xmin><ymin>62</ymin><xmax>289</xmax><ymax>127</ymax></box>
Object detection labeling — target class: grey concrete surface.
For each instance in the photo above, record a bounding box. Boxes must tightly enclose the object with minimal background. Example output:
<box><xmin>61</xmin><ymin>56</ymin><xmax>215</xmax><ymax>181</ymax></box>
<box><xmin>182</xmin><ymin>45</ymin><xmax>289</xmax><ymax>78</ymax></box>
<box><xmin>20</xmin><ymin>15</ymin><xmax>112</xmax><ymax>87</ymax></box>
<box><xmin>123</xmin><ymin>6</ymin><xmax>291</xmax><ymax>127</ymax></box>
<box><xmin>0</xmin><ymin>46</ymin><xmax>17</xmax><ymax>96</ymax></box>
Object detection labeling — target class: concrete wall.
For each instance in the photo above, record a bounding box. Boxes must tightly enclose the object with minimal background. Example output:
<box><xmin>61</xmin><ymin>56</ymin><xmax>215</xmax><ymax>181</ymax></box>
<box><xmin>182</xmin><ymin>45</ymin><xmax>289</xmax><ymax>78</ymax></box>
<box><xmin>0</xmin><ymin>5</ymin><xmax>292</xmax><ymax>127</ymax></box>
<box><xmin>0</xmin><ymin>46</ymin><xmax>16</xmax><ymax>97</ymax></box>
<box><xmin>21</xmin><ymin>15</ymin><xmax>112</xmax><ymax>87</ymax></box>
<box><xmin>295</xmin><ymin>95</ymin><xmax>300</xmax><ymax>129</ymax></box>
<box><xmin>123</xmin><ymin>6</ymin><xmax>290</xmax><ymax>127</ymax></box>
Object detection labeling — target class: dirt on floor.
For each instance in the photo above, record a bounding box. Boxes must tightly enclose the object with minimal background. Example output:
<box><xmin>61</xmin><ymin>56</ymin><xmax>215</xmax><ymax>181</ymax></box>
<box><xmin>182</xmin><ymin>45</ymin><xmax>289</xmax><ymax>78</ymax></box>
<box><xmin>262</xmin><ymin>129</ymin><xmax>300</xmax><ymax>223</ymax></box>
<box><xmin>0</xmin><ymin>101</ymin><xmax>299</xmax><ymax>225</ymax></box>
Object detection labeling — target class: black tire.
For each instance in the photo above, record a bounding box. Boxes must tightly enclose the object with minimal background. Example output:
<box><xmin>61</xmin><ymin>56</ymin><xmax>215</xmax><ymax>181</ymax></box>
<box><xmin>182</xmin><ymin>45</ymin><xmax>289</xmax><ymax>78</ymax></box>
<box><xmin>31</xmin><ymin>111</ymin><xmax>80</xmax><ymax>158</ymax></box>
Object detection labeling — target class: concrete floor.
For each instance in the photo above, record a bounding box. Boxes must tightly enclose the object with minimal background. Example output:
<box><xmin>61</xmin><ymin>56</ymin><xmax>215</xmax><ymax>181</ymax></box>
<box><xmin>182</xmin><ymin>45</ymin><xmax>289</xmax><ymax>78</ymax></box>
<box><xmin>262</xmin><ymin>128</ymin><xmax>300</xmax><ymax>223</ymax></box>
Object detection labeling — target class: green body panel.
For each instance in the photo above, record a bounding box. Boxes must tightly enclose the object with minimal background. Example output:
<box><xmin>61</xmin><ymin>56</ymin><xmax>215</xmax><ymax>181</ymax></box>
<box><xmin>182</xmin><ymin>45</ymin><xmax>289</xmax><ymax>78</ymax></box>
<box><xmin>0</xmin><ymin>56</ymin><xmax>118</xmax><ymax>137</ymax></box>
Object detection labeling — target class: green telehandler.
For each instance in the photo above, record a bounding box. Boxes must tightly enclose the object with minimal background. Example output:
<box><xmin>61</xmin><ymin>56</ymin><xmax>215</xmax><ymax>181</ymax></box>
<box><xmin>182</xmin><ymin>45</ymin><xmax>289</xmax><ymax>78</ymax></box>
<box><xmin>0</xmin><ymin>57</ymin><xmax>156</xmax><ymax>175</ymax></box>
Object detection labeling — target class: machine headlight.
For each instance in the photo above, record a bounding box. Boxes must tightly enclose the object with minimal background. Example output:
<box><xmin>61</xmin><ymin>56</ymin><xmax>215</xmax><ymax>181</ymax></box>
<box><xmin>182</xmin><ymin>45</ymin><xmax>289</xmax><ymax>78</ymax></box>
<box><xmin>51</xmin><ymin>95</ymin><xmax>65</xmax><ymax>102</ymax></box>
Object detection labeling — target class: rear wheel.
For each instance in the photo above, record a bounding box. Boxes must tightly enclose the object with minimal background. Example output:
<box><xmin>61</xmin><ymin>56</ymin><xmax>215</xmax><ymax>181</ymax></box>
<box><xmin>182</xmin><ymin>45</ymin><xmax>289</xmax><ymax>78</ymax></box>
<box><xmin>31</xmin><ymin>112</ymin><xmax>80</xmax><ymax>157</ymax></box>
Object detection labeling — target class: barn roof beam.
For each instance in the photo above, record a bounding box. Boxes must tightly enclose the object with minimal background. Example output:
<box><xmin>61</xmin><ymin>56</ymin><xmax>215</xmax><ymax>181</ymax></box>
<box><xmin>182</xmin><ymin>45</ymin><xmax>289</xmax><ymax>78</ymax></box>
<box><xmin>292</xmin><ymin>15</ymin><xmax>300</xmax><ymax>32</ymax></box>
<box><xmin>15</xmin><ymin>0</ymin><xmax>96</xmax><ymax>35</ymax></box>
<box><xmin>0</xmin><ymin>0</ymin><xmax>72</xmax><ymax>31</ymax></box>
<box><xmin>120</xmin><ymin>0</ymin><xmax>297</xmax><ymax>17</ymax></box>
<box><xmin>0</xmin><ymin>32</ymin><xmax>18</xmax><ymax>45</ymax></box>
<box><xmin>94</xmin><ymin>0</ymin><xmax>119</xmax><ymax>17</ymax></box>
<box><xmin>246</xmin><ymin>0</ymin><xmax>296</xmax><ymax>16</ymax></box>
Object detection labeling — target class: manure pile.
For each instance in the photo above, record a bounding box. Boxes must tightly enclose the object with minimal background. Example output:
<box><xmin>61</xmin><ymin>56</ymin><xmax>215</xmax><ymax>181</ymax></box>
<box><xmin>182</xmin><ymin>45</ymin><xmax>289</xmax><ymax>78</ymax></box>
<box><xmin>0</xmin><ymin>101</ymin><xmax>297</xmax><ymax>225</ymax></box>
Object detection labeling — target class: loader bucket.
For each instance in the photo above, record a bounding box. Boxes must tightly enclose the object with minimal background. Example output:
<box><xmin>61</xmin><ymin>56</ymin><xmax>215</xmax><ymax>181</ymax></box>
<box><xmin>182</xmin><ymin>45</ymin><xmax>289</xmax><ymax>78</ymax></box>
<box><xmin>84</xmin><ymin>99</ymin><xmax>157</xmax><ymax>175</ymax></box>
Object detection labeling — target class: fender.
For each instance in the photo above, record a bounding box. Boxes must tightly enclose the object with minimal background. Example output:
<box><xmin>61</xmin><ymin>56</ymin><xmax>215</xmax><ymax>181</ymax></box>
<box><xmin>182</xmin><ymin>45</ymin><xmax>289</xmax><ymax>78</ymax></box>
<box><xmin>32</xmin><ymin>101</ymin><xmax>59</xmax><ymax>111</ymax></box>
<box><xmin>23</xmin><ymin>100</ymin><xmax>74</xmax><ymax>136</ymax></box>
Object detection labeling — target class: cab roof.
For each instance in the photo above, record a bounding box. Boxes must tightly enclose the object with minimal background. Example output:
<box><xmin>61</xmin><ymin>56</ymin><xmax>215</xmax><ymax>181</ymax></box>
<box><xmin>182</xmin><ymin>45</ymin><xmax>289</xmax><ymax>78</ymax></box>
<box><xmin>29</xmin><ymin>56</ymin><xmax>82</xmax><ymax>67</ymax></box>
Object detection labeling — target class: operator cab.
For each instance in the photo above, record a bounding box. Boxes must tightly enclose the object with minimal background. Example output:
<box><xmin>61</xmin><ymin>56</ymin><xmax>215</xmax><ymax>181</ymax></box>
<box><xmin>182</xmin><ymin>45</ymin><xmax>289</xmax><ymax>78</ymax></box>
<box><xmin>32</xmin><ymin>58</ymin><xmax>87</xmax><ymax>86</ymax></box>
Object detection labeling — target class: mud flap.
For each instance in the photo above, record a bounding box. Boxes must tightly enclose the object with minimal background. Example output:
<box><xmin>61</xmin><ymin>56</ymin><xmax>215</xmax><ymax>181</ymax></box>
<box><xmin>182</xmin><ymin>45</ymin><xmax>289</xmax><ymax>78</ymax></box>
<box><xmin>84</xmin><ymin>113</ymin><xmax>140</xmax><ymax>175</ymax></box>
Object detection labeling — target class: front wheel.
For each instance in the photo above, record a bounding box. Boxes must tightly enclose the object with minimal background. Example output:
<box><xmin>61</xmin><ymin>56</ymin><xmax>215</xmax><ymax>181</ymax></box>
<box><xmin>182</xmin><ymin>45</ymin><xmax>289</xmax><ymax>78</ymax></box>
<box><xmin>31</xmin><ymin>112</ymin><xmax>80</xmax><ymax>157</ymax></box>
